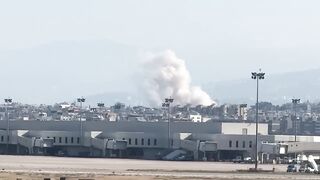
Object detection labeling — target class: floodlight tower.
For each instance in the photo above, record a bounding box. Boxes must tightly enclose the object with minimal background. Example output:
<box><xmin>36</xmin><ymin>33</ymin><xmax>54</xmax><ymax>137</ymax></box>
<box><xmin>251</xmin><ymin>70</ymin><xmax>265</xmax><ymax>171</ymax></box>
<box><xmin>292</xmin><ymin>98</ymin><xmax>300</xmax><ymax>161</ymax></box>
<box><xmin>292</xmin><ymin>99</ymin><xmax>300</xmax><ymax>142</ymax></box>
<box><xmin>77</xmin><ymin>97</ymin><xmax>86</xmax><ymax>144</ymax></box>
<box><xmin>162</xmin><ymin>97</ymin><xmax>174</xmax><ymax>149</ymax></box>
<box><xmin>4</xmin><ymin>98</ymin><xmax>12</xmax><ymax>154</ymax></box>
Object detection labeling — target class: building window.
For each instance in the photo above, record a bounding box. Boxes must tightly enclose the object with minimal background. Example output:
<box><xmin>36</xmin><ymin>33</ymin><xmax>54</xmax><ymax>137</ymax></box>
<box><xmin>249</xmin><ymin>141</ymin><xmax>252</xmax><ymax>148</ymax></box>
<box><xmin>1</xmin><ymin>136</ymin><xmax>3</xmax><ymax>142</ymax></box>
<box><xmin>147</xmin><ymin>139</ymin><xmax>151</xmax><ymax>146</ymax></box>
<box><xmin>229</xmin><ymin>140</ymin><xmax>232</xmax><ymax>148</ymax></box>
<box><xmin>77</xmin><ymin>137</ymin><xmax>80</xmax><ymax>144</ymax></box>
<box><xmin>236</xmin><ymin>141</ymin><xmax>239</xmax><ymax>148</ymax></box>
<box><xmin>129</xmin><ymin>138</ymin><xmax>132</xmax><ymax>145</ymax></box>
<box><xmin>135</xmin><ymin>138</ymin><xmax>138</xmax><ymax>145</ymax></box>
<box><xmin>141</xmin><ymin>138</ymin><xmax>144</xmax><ymax>146</ymax></box>
<box><xmin>59</xmin><ymin>137</ymin><xmax>62</xmax><ymax>143</ymax></box>
<box><xmin>154</xmin><ymin>139</ymin><xmax>157</xmax><ymax>146</ymax></box>
<box><xmin>65</xmin><ymin>137</ymin><xmax>68</xmax><ymax>144</ymax></box>
<box><xmin>53</xmin><ymin>137</ymin><xmax>56</xmax><ymax>143</ymax></box>
<box><xmin>71</xmin><ymin>137</ymin><xmax>74</xmax><ymax>144</ymax></box>
<box><xmin>242</xmin><ymin>141</ymin><xmax>245</xmax><ymax>148</ymax></box>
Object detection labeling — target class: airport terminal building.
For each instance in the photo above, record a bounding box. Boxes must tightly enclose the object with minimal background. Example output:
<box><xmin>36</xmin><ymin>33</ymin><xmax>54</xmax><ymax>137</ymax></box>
<box><xmin>0</xmin><ymin>120</ymin><xmax>320</xmax><ymax>162</ymax></box>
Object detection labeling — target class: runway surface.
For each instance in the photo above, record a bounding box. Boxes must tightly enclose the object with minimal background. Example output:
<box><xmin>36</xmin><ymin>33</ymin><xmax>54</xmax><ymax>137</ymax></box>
<box><xmin>0</xmin><ymin>155</ymin><xmax>318</xmax><ymax>179</ymax></box>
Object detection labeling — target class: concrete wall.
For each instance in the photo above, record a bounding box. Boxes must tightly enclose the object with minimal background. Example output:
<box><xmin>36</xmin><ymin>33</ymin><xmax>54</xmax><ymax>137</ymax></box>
<box><xmin>221</xmin><ymin>122</ymin><xmax>268</xmax><ymax>135</ymax></box>
<box><xmin>190</xmin><ymin>134</ymin><xmax>273</xmax><ymax>151</ymax></box>
<box><xmin>0</xmin><ymin>120</ymin><xmax>270</xmax><ymax>136</ymax></box>
<box><xmin>0</xmin><ymin>121</ymin><xmax>222</xmax><ymax>134</ymax></box>
<box><xmin>274</xmin><ymin>135</ymin><xmax>320</xmax><ymax>143</ymax></box>
<box><xmin>287</xmin><ymin>142</ymin><xmax>320</xmax><ymax>153</ymax></box>
<box><xmin>25</xmin><ymin>131</ymin><xmax>81</xmax><ymax>146</ymax></box>
<box><xmin>102</xmin><ymin>132</ymin><xmax>166</xmax><ymax>148</ymax></box>
<box><xmin>0</xmin><ymin>121</ymin><xmax>270</xmax><ymax>152</ymax></box>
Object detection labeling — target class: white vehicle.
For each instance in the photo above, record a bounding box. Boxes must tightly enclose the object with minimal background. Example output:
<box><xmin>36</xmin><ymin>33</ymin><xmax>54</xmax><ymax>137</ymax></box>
<box><xmin>296</xmin><ymin>155</ymin><xmax>318</xmax><ymax>173</ymax></box>
<box><xmin>243</xmin><ymin>157</ymin><xmax>254</xmax><ymax>163</ymax></box>
<box><xmin>306</xmin><ymin>167</ymin><xmax>316</xmax><ymax>173</ymax></box>
<box><xmin>307</xmin><ymin>155</ymin><xmax>318</xmax><ymax>173</ymax></box>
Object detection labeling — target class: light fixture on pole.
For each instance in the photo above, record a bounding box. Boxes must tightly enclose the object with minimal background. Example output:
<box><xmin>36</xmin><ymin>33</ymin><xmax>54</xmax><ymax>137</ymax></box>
<box><xmin>162</xmin><ymin>97</ymin><xmax>174</xmax><ymax>149</ymax></box>
<box><xmin>77</xmin><ymin>97</ymin><xmax>86</xmax><ymax>107</ymax></box>
<box><xmin>97</xmin><ymin>103</ymin><xmax>105</xmax><ymax>108</ymax></box>
<box><xmin>251</xmin><ymin>70</ymin><xmax>265</xmax><ymax>171</ymax></box>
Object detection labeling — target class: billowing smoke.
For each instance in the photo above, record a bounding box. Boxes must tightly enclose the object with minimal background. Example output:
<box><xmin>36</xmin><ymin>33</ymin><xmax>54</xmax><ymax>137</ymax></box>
<box><xmin>142</xmin><ymin>50</ymin><xmax>215</xmax><ymax>106</ymax></box>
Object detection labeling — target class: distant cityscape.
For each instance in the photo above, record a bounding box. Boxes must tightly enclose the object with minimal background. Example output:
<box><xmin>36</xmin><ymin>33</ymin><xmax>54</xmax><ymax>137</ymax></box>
<box><xmin>1</xmin><ymin>99</ymin><xmax>320</xmax><ymax>136</ymax></box>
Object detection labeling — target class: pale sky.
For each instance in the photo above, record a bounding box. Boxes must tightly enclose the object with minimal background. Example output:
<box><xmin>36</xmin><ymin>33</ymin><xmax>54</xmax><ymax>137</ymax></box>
<box><xmin>1</xmin><ymin>0</ymin><xmax>320</xmax><ymax>104</ymax></box>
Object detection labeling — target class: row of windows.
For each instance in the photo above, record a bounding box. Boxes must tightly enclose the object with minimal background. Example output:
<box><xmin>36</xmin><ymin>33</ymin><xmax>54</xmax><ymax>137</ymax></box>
<box><xmin>49</xmin><ymin>136</ymin><xmax>80</xmax><ymax>144</ymax></box>
<box><xmin>229</xmin><ymin>140</ymin><xmax>253</xmax><ymax>148</ymax></box>
<box><xmin>1</xmin><ymin>135</ymin><xmax>158</xmax><ymax>147</ymax></box>
<box><xmin>124</xmin><ymin>138</ymin><xmax>157</xmax><ymax>146</ymax></box>
<box><xmin>1</xmin><ymin>135</ymin><xmax>80</xmax><ymax>144</ymax></box>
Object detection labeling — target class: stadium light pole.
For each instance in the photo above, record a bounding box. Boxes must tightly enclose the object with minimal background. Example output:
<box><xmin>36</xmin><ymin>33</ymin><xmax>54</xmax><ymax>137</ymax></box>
<box><xmin>97</xmin><ymin>103</ymin><xmax>105</xmax><ymax>120</ymax></box>
<box><xmin>4</xmin><ymin>98</ymin><xmax>12</xmax><ymax>154</ymax></box>
<box><xmin>77</xmin><ymin>97</ymin><xmax>86</xmax><ymax>145</ymax></box>
<box><xmin>162</xmin><ymin>97</ymin><xmax>174</xmax><ymax>149</ymax></box>
<box><xmin>251</xmin><ymin>70</ymin><xmax>265</xmax><ymax>171</ymax></box>
<box><xmin>292</xmin><ymin>99</ymin><xmax>300</xmax><ymax>142</ymax></box>
<box><xmin>292</xmin><ymin>98</ymin><xmax>300</xmax><ymax>160</ymax></box>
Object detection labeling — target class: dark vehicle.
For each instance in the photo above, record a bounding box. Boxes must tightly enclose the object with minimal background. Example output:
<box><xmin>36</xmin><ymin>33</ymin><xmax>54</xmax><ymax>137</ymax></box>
<box><xmin>56</xmin><ymin>150</ymin><xmax>66</xmax><ymax>157</ymax></box>
<box><xmin>232</xmin><ymin>156</ymin><xmax>243</xmax><ymax>163</ymax></box>
<box><xmin>173</xmin><ymin>154</ymin><xmax>193</xmax><ymax>161</ymax></box>
<box><xmin>287</xmin><ymin>164</ymin><xmax>298</xmax><ymax>172</ymax></box>
<box><xmin>299</xmin><ymin>164</ymin><xmax>307</xmax><ymax>172</ymax></box>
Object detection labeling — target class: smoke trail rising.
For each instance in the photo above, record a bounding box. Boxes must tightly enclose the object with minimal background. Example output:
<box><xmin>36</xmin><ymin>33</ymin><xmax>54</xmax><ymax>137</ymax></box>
<box><xmin>142</xmin><ymin>50</ymin><xmax>215</xmax><ymax>106</ymax></box>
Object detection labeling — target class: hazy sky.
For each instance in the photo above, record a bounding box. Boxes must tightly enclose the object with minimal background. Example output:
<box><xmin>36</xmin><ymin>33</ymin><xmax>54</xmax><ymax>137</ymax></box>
<box><xmin>1</xmin><ymin>0</ymin><xmax>320</xmax><ymax>104</ymax></box>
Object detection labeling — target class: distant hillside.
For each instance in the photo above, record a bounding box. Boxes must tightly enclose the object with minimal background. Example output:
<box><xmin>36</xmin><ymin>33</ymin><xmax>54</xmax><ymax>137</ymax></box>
<box><xmin>2</xmin><ymin>39</ymin><xmax>320</xmax><ymax>106</ymax></box>
<box><xmin>0</xmin><ymin>39</ymin><xmax>139</xmax><ymax>104</ymax></box>
<box><xmin>85</xmin><ymin>68</ymin><xmax>320</xmax><ymax>107</ymax></box>
<box><xmin>85</xmin><ymin>92</ymin><xmax>146</xmax><ymax>107</ymax></box>
<box><xmin>205</xmin><ymin>68</ymin><xmax>320</xmax><ymax>105</ymax></box>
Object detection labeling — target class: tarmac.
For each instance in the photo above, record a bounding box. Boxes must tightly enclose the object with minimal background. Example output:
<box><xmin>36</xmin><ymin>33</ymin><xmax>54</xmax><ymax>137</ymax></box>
<box><xmin>0</xmin><ymin>155</ymin><xmax>319</xmax><ymax>179</ymax></box>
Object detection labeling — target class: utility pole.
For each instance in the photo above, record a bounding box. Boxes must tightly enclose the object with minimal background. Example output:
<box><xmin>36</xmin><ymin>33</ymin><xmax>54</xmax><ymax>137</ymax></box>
<box><xmin>4</xmin><ymin>98</ymin><xmax>12</xmax><ymax>154</ymax></box>
<box><xmin>77</xmin><ymin>97</ymin><xmax>86</xmax><ymax>145</ymax></box>
<box><xmin>97</xmin><ymin>103</ymin><xmax>105</xmax><ymax>113</ymax></box>
<box><xmin>292</xmin><ymin>98</ymin><xmax>300</xmax><ymax>160</ymax></box>
<box><xmin>162</xmin><ymin>97</ymin><xmax>174</xmax><ymax>149</ymax></box>
<box><xmin>251</xmin><ymin>70</ymin><xmax>265</xmax><ymax>171</ymax></box>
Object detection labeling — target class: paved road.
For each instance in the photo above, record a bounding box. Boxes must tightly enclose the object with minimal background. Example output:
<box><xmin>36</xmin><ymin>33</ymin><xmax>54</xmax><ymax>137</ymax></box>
<box><xmin>0</xmin><ymin>155</ymin><xmax>319</xmax><ymax>179</ymax></box>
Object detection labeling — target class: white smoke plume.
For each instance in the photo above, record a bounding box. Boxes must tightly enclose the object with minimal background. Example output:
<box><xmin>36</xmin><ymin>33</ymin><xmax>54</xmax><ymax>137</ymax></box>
<box><xmin>142</xmin><ymin>50</ymin><xmax>215</xmax><ymax>106</ymax></box>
